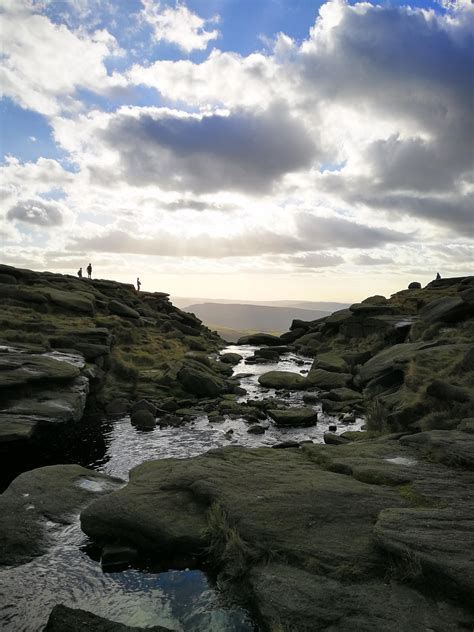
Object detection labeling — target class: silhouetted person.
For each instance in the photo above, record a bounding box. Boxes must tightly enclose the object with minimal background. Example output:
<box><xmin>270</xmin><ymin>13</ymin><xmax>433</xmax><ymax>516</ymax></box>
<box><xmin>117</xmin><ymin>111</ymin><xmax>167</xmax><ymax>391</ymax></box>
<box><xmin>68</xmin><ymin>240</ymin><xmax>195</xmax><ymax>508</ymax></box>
<box><xmin>136</xmin><ymin>277</ymin><xmax>141</xmax><ymax>293</ymax></box>
<box><xmin>77</xmin><ymin>267</ymin><xmax>82</xmax><ymax>278</ymax></box>
<box><xmin>436</xmin><ymin>272</ymin><xmax>441</xmax><ymax>280</ymax></box>
<box><xmin>87</xmin><ymin>263</ymin><xmax>92</xmax><ymax>279</ymax></box>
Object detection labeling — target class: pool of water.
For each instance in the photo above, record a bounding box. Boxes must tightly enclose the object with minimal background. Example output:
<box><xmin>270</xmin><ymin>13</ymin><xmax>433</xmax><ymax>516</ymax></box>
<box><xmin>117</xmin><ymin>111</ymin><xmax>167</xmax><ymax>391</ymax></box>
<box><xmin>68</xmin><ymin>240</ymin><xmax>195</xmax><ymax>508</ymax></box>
<box><xmin>0</xmin><ymin>344</ymin><xmax>363</xmax><ymax>631</ymax></box>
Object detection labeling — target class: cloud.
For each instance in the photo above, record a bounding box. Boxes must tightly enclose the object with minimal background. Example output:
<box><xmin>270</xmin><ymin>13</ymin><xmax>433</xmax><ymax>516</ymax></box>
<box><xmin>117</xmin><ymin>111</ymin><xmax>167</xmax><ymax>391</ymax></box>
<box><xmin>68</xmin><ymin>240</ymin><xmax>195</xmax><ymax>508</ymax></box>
<box><xmin>6</xmin><ymin>198</ymin><xmax>65</xmax><ymax>227</ymax></box>
<box><xmin>0</xmin><ymin>0</ymin><xmax>124</xmax><ymax>115</ymax></box>
<box><xmin>295</xmin><ymin>214</ymin><xmax>412</xmax><ymax>249</ymax></box>
<box><xmin>141</xmin><ymin>0</ymin><xmax>219</xmax><ymax>52</ymax></box>
<box><xmin>68</xmin><ymin>212</ymin><xmax>410</xmax><ymax>258</ymax></box>
<box><xmin>98</xmin><ymin>104</ymin><xmax>316</xmax><ymax>193</ymax></box>
<box><xmin>354</xmin><ymin>254</ymin><xmax>392</xmax><ymax>266</ymax></box>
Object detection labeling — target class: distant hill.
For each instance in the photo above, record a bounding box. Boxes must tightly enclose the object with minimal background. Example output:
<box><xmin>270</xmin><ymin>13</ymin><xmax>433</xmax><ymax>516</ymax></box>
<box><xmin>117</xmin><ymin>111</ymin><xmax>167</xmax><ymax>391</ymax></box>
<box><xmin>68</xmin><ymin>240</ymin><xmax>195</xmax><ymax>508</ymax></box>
<box><xmin>184</xmin><ymin>302</ymin><xmax>332</xmax><ymax>338</ymax></box>
<box><xmin>172</xmin><ymin>296</ymin><xmax>349</xmax><ymax>313</ymax></box>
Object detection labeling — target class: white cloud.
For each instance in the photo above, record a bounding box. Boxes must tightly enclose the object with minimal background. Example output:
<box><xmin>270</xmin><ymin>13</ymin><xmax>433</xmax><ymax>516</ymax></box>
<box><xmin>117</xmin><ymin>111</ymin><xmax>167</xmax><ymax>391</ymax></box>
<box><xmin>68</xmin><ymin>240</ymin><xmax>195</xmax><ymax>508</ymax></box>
<box><xmin>141</xmin><ymin>0</ymin><xmax>219</xmax><ymax>53</ymax></box>
<box><xmin>0</xmin><ymin>0</ymin><xmax>125</xmax><ymax>115</ymax></box>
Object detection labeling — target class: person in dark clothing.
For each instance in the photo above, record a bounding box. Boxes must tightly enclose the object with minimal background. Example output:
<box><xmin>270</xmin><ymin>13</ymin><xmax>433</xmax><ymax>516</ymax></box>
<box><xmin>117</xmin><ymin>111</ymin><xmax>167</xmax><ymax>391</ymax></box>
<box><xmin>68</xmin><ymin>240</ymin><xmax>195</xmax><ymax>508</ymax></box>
<box><xmin>77</xmin><ymin>267</ymin><xmax>82</xmax><ymax>278</ymax></box>
<box><xmin>436</xmin><ymin>272</ymin><xmax>441</xmax><ymax>280</ymax></box>
<box><xmin>136</xmin><ymin>277</ymin><xmax>141</xmax><ymax>293</ymax></box>
<box><xmin>87</xmin><ymin>263</ymin><xmax>92</xmax><ymax>279</ymax></box>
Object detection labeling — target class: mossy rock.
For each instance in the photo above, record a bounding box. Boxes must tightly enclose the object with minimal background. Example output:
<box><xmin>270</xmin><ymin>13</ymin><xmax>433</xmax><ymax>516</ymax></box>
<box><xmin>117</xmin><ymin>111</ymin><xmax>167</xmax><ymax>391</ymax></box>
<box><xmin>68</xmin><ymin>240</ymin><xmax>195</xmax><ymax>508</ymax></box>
<box><xmin>258</xmin><ymin>371</ymin><xmax>306</xmax><ymax>390</ymax></box>
<box><xmin>314</xmin><ymin>351</ymin><xmax>350</xmax><ymax>374</ymax></box>
<box><xmin>268</xmin><ymin>407</ymin><xmax>318</xmax><ymax>427</ymax></box>
<box><xmin>306</xmin><ymin>368</ymin><xmax>352</xmax><ymax>389</ymax></box>
<box><xmin>0</xmin><ymin>353</ymin><xmax>80</xmax><ymax>389</ymax></box>
<box><xmin>40</xmin><ymin>287</ymin><xmax>96</xmax><ymax>315</ymax></box>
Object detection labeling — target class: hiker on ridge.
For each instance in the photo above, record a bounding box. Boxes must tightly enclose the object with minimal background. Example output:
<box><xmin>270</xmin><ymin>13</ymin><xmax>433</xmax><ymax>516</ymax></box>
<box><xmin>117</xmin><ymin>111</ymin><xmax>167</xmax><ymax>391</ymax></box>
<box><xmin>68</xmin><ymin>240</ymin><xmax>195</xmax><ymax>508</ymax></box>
<box><xmin>77</xmin><ymin>267</ymin><xmax>82</xmax><ymax>278</ymax></box>
<box><xmin>136</xmin><ymin>277</ymin><xmax>141</xmax><ymax>293</ymax></box>
<box><xmin>87</xmin><ymin>263</ymin><xmax>92</xmax><ymax>279</ymax></box>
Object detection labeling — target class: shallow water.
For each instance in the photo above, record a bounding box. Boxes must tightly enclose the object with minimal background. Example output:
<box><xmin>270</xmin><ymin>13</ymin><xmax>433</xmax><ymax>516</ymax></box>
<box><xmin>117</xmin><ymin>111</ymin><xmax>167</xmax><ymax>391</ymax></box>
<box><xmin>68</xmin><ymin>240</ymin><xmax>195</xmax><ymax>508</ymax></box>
<box><xmin>0</xmin><ymin>344</ymin><xmax>363</xmax><ymax>631</ymax></box>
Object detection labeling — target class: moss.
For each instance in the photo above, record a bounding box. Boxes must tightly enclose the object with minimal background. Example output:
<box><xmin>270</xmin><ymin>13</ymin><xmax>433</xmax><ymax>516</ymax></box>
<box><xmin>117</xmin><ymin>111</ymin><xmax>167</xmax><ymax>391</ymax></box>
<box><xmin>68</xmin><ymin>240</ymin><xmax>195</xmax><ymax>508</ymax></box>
<box><xmin>398</xmin><ymin>484</ymin><xmax>429</xmax><ymax>507</ymax></box>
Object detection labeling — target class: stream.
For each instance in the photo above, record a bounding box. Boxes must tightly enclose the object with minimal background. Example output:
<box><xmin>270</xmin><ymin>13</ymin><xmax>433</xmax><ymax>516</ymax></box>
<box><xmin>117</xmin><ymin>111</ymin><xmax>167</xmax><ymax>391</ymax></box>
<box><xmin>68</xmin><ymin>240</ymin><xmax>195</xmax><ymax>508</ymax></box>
<box><xmin>0</xmin><ymin>345</ymin><xmax>363</xmax><ymax>631</ymax></box>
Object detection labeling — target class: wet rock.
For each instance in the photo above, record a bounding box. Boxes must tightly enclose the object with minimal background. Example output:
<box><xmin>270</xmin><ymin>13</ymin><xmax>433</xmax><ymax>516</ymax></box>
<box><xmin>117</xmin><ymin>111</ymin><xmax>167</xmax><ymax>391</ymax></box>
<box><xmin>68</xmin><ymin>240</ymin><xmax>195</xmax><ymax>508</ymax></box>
<box><xmin>101</xmin><ymin>544</ymin><xmax>138</xmax><ymax>571</ymax></box>
<box><xmin>130</xmin><ymin>409</ymin><xmax>156</xmax><ymax>429</ymax></box>
<box><xmin>207</xmin><ymin>412</ymin><xmax>225</xmax><ymax>423</ymax></box>
<box><xmin>306</xmin><ymin>368</ymin><xmax>352</xmax><ymax>389</ymax></box>
<box><xmin>108</xmin><ymin>299</ymin><xmax>140</xmax><ymax>319</ymax></box>
<box><xmin>254</xmin><ymin>348</ymin><xmax>281</xmax><ymax>361</ymax></box>
<box><xmin>0</xmin><ymin>413</ymin><xmax>38</xmax><ymax>445</ymax></box>
<box><xmin>219</xmin><ymin>352</ymin><xmax>243</xmax><ymax>365</ymax></box>
<box><xmin>247</xmin><ymin>424</ymin><xmax>267</xmax><ymax>434</ymax></box>
<box><xmin>44</xmin><ymin>605</ymin><xmax>172</xmax><ymax>632</ymax></box>
<box><xmin>0</xmin><ymin>465</ymin><xmax>121</xmax><ymax>565</ymax></box>
<box><xmin>302</xmin><ymin>392</ymin><xmax>319</xmax><ymax>404</ymax></box>
<box><xmin>258</xmin><ymin>371</ymin><xmax>306</xmax><ymax>390</ymax></box>
<box><xmin>130</xmin><ymin>399</ymin><xmax>157</xmax><ymax>415</ymax></box>
<box><xmin>268</xmin><ymin>408</ymin><xmax>317</xmax><ymax>427</ymax></box>
<box><xmin>106</xmin><ymin>398</ymin><xmax>130</xmax><ymax>416</ymax></box>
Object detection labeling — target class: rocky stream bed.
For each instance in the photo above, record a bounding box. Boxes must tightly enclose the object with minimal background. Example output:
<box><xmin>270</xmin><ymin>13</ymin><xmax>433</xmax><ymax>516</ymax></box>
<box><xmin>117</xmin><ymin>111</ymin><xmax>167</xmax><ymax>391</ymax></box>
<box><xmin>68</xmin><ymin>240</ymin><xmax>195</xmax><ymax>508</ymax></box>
<box><xmin>0</xmin><ymin>346</ymin><xmax>361</xmax><ymax>632</ymax></box>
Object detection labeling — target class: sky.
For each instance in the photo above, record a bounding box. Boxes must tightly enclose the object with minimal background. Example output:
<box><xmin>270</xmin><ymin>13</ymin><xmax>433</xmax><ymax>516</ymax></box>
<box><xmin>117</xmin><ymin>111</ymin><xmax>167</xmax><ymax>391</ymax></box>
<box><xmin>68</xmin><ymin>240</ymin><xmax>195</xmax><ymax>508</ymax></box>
<box><xmin>0</xmin><ymin>0</ymin><xmax>473</xmax><ymax>302</ymax></box>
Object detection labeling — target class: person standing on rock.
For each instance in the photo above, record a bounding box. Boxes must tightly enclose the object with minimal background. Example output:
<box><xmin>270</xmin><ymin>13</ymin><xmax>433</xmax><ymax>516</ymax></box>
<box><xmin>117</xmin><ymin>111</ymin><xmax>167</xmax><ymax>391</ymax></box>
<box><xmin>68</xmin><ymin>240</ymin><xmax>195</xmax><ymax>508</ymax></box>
<box><xmin>136</xmin><ymin>277</ymin><xmax>141</xmax><ymax>293</ymax></box>
<box><xmin>436</xmin><ymin>272</ymin><xmax>441</xmax><ymax>280</ymax></box>
<box><xmin>77</xmin><ymin>267</ymin><xmax>82</xmax><ymax>278</ymax></box>
<box><xmin>87</xmin><ymin>263</ymin><xmax>92</xmax><ymax>279</ymax></box>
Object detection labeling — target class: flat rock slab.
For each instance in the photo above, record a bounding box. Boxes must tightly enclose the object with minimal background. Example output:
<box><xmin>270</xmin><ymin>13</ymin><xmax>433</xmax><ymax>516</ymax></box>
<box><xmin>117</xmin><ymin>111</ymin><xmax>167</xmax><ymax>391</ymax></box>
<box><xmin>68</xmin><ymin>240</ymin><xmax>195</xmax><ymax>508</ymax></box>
<box><xmin>44</xmin><ymin>605</ymin><xmax>172</xmax><ymax>632</ymax></box>
<box><xmin>306</xmin><ymin>368</ymin><xmax>352</xmax><ymax>389</ymax></box>
<box><xmin>268</xmin><ymin>407</ymin><xmax>318</xmax><ymax>427</ymax></box>
<box><xmin>0</xmin><ymin>465</ymin><xmax>122</xmax><ymax>566</ymax></box>
<box><xmin>375</xmin><ymin>505</ymin><xmax>474</xmax><ymax>601</ymax></box>
<box><xmin>250</xmin><ymin>563</ymin><xmax>473</xmax><ymax>632</ymax></box>
<box><xmin>0</xmin><ymin>353</ymin><xmax>80</xmax><ymax>389</ymax></box>
<box><xmin>400</xmin><ymin>430</ymin><xmax>474</xmax><ymax>469</ymax></box>
<box><xmin>81</xmin><ymin>446</ymin><xmax>403</xmax><ymax>576</ymax></box>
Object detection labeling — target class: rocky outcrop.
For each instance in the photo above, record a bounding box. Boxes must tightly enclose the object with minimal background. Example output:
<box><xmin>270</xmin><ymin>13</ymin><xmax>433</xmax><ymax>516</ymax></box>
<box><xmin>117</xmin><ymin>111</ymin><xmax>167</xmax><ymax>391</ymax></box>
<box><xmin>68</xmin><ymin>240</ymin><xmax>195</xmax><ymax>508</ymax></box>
<box><xmin>0</xmin><ymin>464</ymin><xmax>121</xmax><ymax>565</ymax></box>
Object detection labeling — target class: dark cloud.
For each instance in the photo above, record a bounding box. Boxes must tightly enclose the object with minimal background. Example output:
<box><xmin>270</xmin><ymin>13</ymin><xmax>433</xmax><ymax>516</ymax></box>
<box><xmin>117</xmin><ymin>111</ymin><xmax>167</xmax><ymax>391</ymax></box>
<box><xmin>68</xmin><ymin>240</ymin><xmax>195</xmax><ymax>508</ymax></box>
<box><xmin>6</xmin><ymin>198</ymin><xmax>64</xmax><ymax>227</ymax></box>
<box><xmin>286</xmin><ymin>252</ymin><xmax>344</xmax><ymax>268</ymax></box>
<box><xmin>99</xmin><ymin>104</ymin><xmax>317</xmax><ymax>194</ymax></box>
<box><xmin>301</xmin><ymin>2</ymin><xmax>473</xmax><ymax>229</ymax></box>
<box><xmin>161</xmin><ymin>199</ymin><xmax>237</xmax><ymax>212</ymax></box>
<box><xmin>295</xmin><ymin>214</ymin><xmax>411</xmax><ymax>249</ymax></box>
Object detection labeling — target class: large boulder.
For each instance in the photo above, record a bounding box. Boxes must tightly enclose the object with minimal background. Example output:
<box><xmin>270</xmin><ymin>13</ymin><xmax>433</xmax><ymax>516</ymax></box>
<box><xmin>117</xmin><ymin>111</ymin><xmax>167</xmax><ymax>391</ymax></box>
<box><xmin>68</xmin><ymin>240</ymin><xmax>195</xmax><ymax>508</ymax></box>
<box><xmin>177</xmin><ymin>363</ymin><xmax>227</xmax><ymax>397</ymax></box>
<box><xmin>314</xmin><ymin>351</ymin><xmax>350</xmax><ymax>374</ymax></box>
<box><xmin>108</xmin><ymin>300</ymin><xmax>140</xmax><ymax>319</ymax></box>
<box><xmin>306</xmin><ymin>368</ymin><xmax>352</xmax><ymax>389</ymax></box>
<box><xmin>130</xmin><ymin>409</ymin><xmax>156</xmax><ymax>429</ymax></box>
<box><xmin>0</xmin><ymin>465</ymin><xmax>121</xmax><ymax>565</ymax></box>
<box><xmin>258</xmin><ymin>371</ymin><xmax>306</xmax><ymax>390</ymax></box>
<box><xmin>219</xmin><ymin>352</ymin><xmax>243</xmax><ymax>365</ymax></box>
<box><xmin>268</xmin><ymin>407</ymin><xmax>317</xmax><ymax>427</ymax></box>
<box><xmin>40</xmin><ymin>288</ymin><xmax>95</xmax><ymax>315</ymax></box>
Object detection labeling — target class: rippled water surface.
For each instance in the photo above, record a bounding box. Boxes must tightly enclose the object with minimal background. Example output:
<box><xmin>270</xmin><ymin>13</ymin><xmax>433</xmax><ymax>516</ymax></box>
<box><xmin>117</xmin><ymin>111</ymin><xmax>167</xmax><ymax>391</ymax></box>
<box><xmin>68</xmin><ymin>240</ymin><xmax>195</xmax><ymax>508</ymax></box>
<box><xmin>1</xmin><ymin>345</ymin><xmax>363</xmax><ymax>631</ymax></box>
